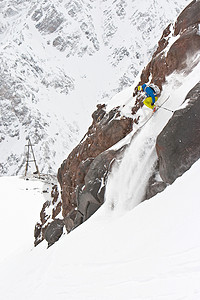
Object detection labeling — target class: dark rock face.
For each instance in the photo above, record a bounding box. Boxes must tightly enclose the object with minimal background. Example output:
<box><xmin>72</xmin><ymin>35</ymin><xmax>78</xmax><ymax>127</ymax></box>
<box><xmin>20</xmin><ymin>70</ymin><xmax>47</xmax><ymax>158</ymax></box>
<box><xmin>74</xmin><ymin>149</ymin><xmax>119</xmax><ymax>229</ymax></box>
<box><xmin>64</xmin><ymin>209</ymin><xmax>77</xmax><ymax>233</ymax></box>
<box><xmin>146</xmin><ymin>181</ymin><xmax>167</xmax><ymax>199</ymax></box>
<box><xmin>44</xmin><ymin>219</ymin><xmax>64</xmax><ymax>248</ymax></box>
<box><xmin>57</xmin><ymin>104</ymin><xmax>133</xmax><ymax>230</ymax></box>
<box><xmin>144</xmin><ymin>162</ymin><xmax>167</xmax><ymax>200</ymax></box>
<box><xmin>156</xmin><ymin>82</ymin><xmax>200</xmax><ymax>184</ymax></box>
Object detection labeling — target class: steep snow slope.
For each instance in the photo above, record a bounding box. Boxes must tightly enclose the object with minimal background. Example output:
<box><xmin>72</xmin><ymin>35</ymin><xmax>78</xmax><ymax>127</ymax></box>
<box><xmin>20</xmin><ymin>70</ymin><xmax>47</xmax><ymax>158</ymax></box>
<box><xmin>0</xmin><ymin>0</ymin><xmax>190</xmax><ymax>175</ymax></box>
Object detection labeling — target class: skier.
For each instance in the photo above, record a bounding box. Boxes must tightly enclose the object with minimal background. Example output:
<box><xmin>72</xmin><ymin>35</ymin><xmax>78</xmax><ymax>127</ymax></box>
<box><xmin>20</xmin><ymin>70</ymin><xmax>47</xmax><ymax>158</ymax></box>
<box><xmin>138</xmin><ymin>83</ymin><xmax>159</xmax><ymax>112</ymax></box>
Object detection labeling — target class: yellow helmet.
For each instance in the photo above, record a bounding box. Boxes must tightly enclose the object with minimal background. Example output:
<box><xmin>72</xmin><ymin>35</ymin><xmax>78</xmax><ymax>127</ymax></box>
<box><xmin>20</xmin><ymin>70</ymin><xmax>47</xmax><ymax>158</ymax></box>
<box><xmin>138</xmin><ymin>85</ymin><xmax>143</xmax><ymax>91</ymax></box>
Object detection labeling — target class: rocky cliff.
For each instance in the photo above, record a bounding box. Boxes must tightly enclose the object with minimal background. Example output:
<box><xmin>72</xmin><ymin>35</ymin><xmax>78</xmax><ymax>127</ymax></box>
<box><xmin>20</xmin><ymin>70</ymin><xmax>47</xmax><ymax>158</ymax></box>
<box><xmin>35</xmin><ymin>0</ymin><xmax>200</xmax><ymax>246</ymax></box>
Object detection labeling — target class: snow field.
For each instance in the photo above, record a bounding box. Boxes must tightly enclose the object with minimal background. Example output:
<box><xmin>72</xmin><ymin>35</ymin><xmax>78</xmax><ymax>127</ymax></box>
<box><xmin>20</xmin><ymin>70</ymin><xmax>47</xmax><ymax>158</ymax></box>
<box><xmin>0</xmin><ymin>158</ymin><xmax>200</xmax><ymax>299</ymax></box>
<box><xmin>0</xmin><ymin>176</ymin><xmax>52</xmax><ymax>263</ymax></box>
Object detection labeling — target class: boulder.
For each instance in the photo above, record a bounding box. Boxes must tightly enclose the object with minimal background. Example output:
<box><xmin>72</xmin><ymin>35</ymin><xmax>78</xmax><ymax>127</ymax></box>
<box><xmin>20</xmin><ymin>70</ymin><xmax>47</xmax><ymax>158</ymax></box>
<box><xmin>64</xmin><ymin>209</ymin><xmax>77</xmax><ymax>233</ymax></box>
<box><xmin>44</xmin><ymin>219</ymin><xmax>64</xmax><ymax>248</ymax></box>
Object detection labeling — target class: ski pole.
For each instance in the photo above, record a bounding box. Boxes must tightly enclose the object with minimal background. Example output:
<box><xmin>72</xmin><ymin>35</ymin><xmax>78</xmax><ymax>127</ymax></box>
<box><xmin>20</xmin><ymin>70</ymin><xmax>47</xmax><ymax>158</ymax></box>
<box><xmin>157</xmin><ymin>105</ymin><xmax>174</xmax><ymax>113</ymax></box>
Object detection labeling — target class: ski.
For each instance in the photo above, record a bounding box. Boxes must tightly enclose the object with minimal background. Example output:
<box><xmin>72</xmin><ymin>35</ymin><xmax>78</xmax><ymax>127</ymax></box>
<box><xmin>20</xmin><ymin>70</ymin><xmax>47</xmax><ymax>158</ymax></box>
<box><xmin>151</xmin><ymin>96</ymin><xmax>170</xmax><ymax>114</ymax></box>
<box><xmin>156</xmin><ymin>96</ymin><xmax>170</xmax><ymax>111</ymax></box>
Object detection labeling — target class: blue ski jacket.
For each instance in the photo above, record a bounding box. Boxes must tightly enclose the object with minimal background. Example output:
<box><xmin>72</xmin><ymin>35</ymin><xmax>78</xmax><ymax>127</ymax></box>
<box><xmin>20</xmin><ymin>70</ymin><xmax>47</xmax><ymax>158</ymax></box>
<box><xmin>142</xmin><ymin>84</ymin><xmax>156</xmax><ymax>104</ymax></box>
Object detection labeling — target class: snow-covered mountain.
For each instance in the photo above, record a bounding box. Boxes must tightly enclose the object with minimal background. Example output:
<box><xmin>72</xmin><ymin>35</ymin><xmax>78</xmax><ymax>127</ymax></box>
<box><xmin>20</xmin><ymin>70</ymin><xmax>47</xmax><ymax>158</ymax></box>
<box><xmin>0</xmin><ymin>0</ymin><xmax>190</xmax><ymax>175</ymax></box>
<box><xmin>0</xmin><ymin>1</ymin><xmax>200</xmax><ymax>299</ymax></box>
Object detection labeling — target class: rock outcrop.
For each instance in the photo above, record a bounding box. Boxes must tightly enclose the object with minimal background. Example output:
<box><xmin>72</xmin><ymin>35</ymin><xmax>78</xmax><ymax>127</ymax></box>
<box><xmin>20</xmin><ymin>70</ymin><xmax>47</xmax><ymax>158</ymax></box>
<box><xmin>156</xmin><ymin>82</ymin><xmax>200</xmax><ymax>184</ymax></box>
<box><xmin>34</xmin><ymin>183</ymin><xmax>62</xmax><ymax>246</ymax></box>
<box><xmin>58</xmin><ymin>104</ymin><xmax>133</xmax><ymax>231</ymax></box>
<box><xmin>139</xmin><ymin>0</ymin><xmax>200</xmax><ymax>89</ymax></box>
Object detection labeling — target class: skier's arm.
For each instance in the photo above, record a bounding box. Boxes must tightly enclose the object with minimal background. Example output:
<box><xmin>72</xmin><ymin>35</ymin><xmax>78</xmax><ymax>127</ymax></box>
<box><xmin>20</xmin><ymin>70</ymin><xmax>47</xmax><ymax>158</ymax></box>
<box><xmin>147</xmin><ymin>87</ymin><xmax>155</xmax><ymax>104</ymax></box>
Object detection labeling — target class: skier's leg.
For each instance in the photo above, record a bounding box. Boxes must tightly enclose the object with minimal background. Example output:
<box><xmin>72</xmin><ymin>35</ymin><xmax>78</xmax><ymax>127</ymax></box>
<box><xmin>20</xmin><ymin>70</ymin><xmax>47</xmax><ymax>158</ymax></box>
<box><xmin>143</xmin><ymin>96</ymin><xmax>158</xmax><ymax>109</ymax></box>
<box><xmin>143</xmin><ymin>97</ymin><xmax>153</xmax><ymax>109</ymax></box>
